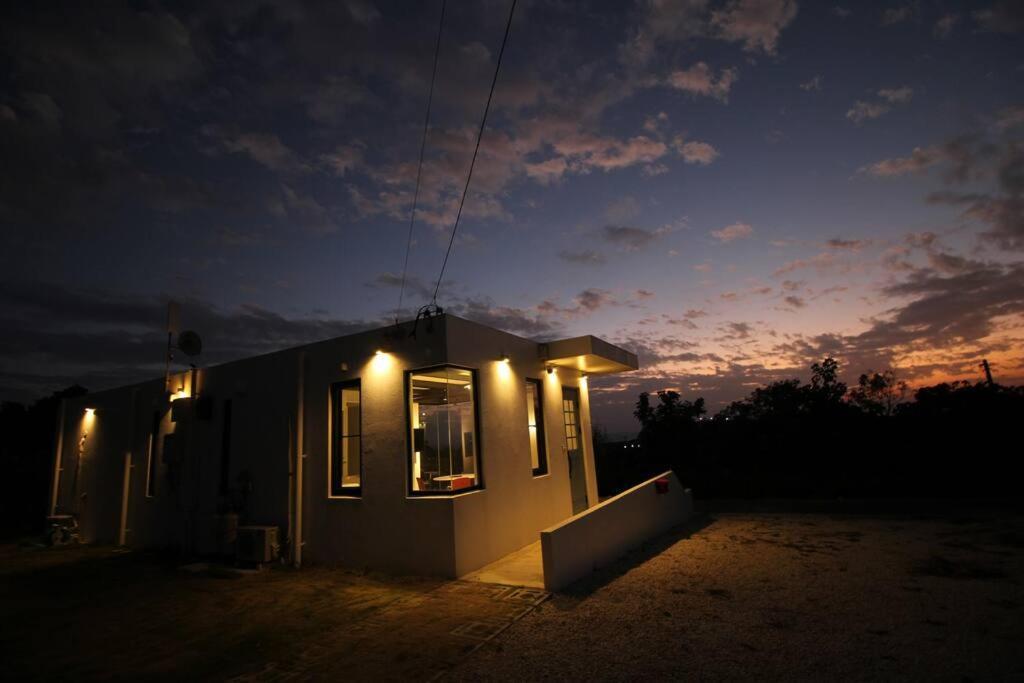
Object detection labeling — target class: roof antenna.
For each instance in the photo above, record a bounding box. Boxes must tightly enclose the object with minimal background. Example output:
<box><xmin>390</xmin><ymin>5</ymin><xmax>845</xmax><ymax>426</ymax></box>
<box><xmin>980</xmin><ymin>359</ymin><xmax>994</xmax><ymax>386</ymax></box>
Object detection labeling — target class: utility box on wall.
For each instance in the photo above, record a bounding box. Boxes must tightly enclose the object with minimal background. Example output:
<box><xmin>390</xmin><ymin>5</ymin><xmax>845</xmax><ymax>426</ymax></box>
<box><xmin>236</xmin><ymin>526</ymin><xmax>279</xmax><ymax>564</ymax></box>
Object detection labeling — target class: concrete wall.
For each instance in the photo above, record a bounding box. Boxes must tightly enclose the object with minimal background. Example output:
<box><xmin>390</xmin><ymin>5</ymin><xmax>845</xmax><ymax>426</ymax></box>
<box><xmin>444</xmin><ymin>316</ymin><xmax>589</xmax><ymax>576</ymax></box>
<box><xmin>52</xmin><ymin>314</ymin><xmax>602</xmax><ymax>579</ymax></box>
<box><xmin>540</xmin><ymin>471</ymin><xmax>693</xmax><ymax>592</ymax></box>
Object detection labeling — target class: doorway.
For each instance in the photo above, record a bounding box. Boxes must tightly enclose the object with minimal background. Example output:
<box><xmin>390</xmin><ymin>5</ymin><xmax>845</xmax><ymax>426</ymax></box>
<box><xmin>561</xmin><ymin>386</ymin><xmax>588</xmax><ymax>515</ymax></box>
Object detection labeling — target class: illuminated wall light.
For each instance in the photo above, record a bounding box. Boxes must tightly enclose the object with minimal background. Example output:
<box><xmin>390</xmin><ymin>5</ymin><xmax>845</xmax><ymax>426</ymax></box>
<box><xmin>84</xmin><ymin>407</ymin><xmax>96</xmax><ymax>415</ymax></box>
<box><xmin>546</xmin><ymin>366</ymin><xmax>556</xmax><ymax>375</ymax></box>
<box><xmin>500</xmin><ymin>353</ymin><xmax>510</xmax><ymax>363</ymax></box>
<box><xmin>370</xmin><ymin>349</ymin><xmax>393</xmax><ymax>374</ymax></box>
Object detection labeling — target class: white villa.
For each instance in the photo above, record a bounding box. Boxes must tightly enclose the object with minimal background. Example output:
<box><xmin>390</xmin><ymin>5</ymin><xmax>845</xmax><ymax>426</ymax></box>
<box><xmin>49</xmin><ymin>314</ymin><xmax>677</xmax><ymax>582</ymax></box>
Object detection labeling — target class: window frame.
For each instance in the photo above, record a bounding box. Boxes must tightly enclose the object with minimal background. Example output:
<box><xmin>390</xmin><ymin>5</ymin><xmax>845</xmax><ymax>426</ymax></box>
<box><xmin>329</xmin><ymin>379</ymin><xmax>363</xmax><ymax>498</ymax></box>
<box><xmin>525</xmin><ymin>377</ymin><xmax>548</xmax><ymax>477</ymax></box>
<box><xmin>405</xmin><ymin>363</ymin><xmax>484</xmax><ymax>497</ymax></box>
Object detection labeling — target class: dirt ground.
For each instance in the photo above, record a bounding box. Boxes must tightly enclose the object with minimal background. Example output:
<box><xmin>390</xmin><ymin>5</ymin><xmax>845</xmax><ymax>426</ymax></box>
<box><xmin>451</xmin><ymin>513</ymin><xmax>1024</xmax><ymax>681</ymax></box>
<box><xmin>2</xmin><ymin>513</ymin><xmax>1022</xmax><ymax>681</ymax></box>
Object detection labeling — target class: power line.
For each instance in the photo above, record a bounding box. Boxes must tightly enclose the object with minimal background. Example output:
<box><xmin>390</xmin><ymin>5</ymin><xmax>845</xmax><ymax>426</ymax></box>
<box><xmin>396</xmin><ymin>0</ymin><xmax>447</xmax><ymax>323</ymax></box>
<box><xmin>431</xmin><ymin>0</ymin><xmax>518</xmax><ymax>305</ymax></box>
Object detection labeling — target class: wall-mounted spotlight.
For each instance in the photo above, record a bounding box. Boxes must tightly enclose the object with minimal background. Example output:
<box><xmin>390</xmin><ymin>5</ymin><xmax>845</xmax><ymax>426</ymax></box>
<box><xmin>375</xmin><ymin>349</ymin><xmax>385</xmax><ymax>356</ymax></box>
<box><xmin>546</xmin><ymin>365</ymin><xmax>555</xmax><ymax>375</ymax></box>
<box><xmin>500</xmin><ymin>353</ymin><xmax>511</xmax><ymax>364</ymax></box>
<box><xmin>84</xmin><ymin>407</ymin><xmax>96</xmax><ymax>415</ymax></box>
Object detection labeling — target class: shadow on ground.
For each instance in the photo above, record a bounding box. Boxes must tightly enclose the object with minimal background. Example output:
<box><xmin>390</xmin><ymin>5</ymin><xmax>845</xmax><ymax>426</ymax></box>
<box><xmin>560</xmin><ymin>514</ymin><xmax>716</xmax><ymax>599</ymax></box>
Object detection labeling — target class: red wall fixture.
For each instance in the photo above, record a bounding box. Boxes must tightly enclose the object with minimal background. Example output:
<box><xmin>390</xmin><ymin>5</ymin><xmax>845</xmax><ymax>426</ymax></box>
<box><xmin>655</xmin><ymin>477</ymin><xmax>670</xmax><ymax>494</ymax></box>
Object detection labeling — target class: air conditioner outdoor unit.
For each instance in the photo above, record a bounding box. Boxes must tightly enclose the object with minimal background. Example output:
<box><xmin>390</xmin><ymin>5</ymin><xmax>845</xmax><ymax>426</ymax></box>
<box><xmin>236</xmin><ymin>525</ymin><xmax>279</xmax><ymax>564</ymax></box>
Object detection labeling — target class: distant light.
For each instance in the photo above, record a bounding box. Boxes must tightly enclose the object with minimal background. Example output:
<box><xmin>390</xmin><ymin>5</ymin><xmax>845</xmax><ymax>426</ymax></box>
<box><xmin>84</xmin><ymin>408</ymin><xmax>95</xmax><ymax>415</ymax></box>
<box><xmin>375</xmin><ymin>349</ymin><xmax>384</xmax><ymax>356</ymax></box>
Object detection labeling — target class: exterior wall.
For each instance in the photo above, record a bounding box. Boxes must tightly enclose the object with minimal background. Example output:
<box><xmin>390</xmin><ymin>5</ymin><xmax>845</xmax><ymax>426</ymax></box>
<box><xmin>50</xmin><ymin>315</ymin><xmax>602</xmax><ymax>578</ymax></box>
<box><xmin>443</xmin><ymin>316</ymin><xmax>589</xmax><ymax>576</ymax></box>
<box><xmin>540</xmin><ymin>471</ymin><xmax>693</xmax><ymax>591</ymax></box>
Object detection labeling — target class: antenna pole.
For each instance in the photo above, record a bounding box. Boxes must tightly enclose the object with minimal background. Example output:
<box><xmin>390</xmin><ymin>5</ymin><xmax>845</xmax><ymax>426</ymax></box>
<box><xmin>164</xmin><ymin>331</ymin><xmax>173</xmax><ymax>393</ymax></box>
<box><xmin>981</xmin><ymin>359</ymin><xmax>994</xmax><ymax>386</ymax></box>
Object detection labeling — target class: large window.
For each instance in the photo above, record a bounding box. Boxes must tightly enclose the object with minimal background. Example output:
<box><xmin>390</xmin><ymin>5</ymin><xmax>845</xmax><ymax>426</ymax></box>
<box><xmin>525</xmin><ymin>379</ymin><xmax>547</xmax><ymax>476</ymax></box>
<box><xmin>408</xmin><ymin>366</ymin><xmax>481</xmax><ymax>494</ymax></box>
<box><xmin>330</xmin><ymin>380</ymin><xmax>362</xmax><ymax>496</ymax></box>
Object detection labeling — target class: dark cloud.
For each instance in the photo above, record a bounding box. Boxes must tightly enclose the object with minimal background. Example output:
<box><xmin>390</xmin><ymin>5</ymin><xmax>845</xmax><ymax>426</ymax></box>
<box><xmin>927</xmin><ymin>143</ymin><xmax>1024</xmax><ymax>250</ymax></box>
<box><xmin>0</xmin><ymin>279</ymin><xmax>378</xmax><ymax>401</ymax></box>
<box><xmin>557</xmin><ymin>249</ymin><xmax>606</xmax><ymax>265</ymax></box>
<box><xmin>601</xmin><ymin>225</ymin><xmax>669</xmax><ymax>250</ymax></box>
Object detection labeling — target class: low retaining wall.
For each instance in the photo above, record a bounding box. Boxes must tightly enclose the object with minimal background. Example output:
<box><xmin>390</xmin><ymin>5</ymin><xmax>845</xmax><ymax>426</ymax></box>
<box><xmin>540</xmin><ymin>471</ymin><xmax>693</xmax><ymax>591</ymax></box>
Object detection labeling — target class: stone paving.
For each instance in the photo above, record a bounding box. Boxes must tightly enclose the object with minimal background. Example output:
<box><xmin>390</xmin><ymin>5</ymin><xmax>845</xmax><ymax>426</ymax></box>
<box><xmin>0</xmin><ymin>543</ymin><xmax>547</xmax><ymax>681</ymax></box>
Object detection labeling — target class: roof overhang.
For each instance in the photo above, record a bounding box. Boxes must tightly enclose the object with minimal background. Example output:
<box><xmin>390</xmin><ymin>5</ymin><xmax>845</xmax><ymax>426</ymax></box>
<box><xmin>540</xmin><ymin>336</ymin><xmax>639</xmax><ymax>376</ymax></box>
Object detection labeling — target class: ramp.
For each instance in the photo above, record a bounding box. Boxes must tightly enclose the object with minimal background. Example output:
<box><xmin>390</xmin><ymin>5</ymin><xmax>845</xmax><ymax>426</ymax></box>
<box><xmin>461</xmin><ymin>541</ymin><xmax>544</xmax><ymax>588</ymax></box>
<box><xmin>540</xmin><ymin>471</ymin><xmax>693</xmax><ymax>591</ymax></box>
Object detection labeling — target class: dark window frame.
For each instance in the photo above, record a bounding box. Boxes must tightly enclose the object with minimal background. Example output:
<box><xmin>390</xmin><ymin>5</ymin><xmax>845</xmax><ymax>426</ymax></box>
<box><xmin>330</xmin><ymin>379</ymin><xmax>363</xmax><ymax>498</ymax></box>
<box><xmin>525</xmin><ymin>378</ymin><xmax>548</xmax><ymax>476</ymax></box>
<box><xmin>405</xmin><ymin>364</ymin><xmax>484</xmax><ymax>497</ymax></box>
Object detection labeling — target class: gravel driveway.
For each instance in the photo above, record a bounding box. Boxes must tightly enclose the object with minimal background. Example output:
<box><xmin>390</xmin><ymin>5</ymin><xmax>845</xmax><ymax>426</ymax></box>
<box><xmin>448</xmin><ymin>513</ymin><xmax>1024</xmax><ymax>681</ymax></box>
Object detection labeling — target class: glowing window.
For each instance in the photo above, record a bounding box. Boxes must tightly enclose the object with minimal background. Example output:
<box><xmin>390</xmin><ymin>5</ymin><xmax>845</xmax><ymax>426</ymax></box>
<box><xmin>330</xmin><ymin>380</ymin><xmax>362</xmax><ymax>496</ymax></box>
<box><xmin>408</xmin><ymin>366</ymin><xmax>481</xmax><ymax>495</ymax></box>
<box><xmin>525</xmin><ymin>379</ymin><xmax>547</xmax><ymax>476</ymax></box>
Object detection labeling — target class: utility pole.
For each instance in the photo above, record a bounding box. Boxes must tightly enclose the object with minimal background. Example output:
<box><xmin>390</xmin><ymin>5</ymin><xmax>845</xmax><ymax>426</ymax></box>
<box><xmin>980</xmin><ymin>359</ymin><xmax>994</xmax><ymax>386</ymax></box>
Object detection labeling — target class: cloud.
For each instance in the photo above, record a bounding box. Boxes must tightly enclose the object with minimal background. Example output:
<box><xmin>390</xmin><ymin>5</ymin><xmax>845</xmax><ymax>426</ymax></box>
<box><xmin>846</xmin><ymin>100</ymin><xmax>890</xmax><ymax>124</ymax></box>
<box><xmin>973</xmin><ymin>2</ymin><xmax>1024</xmax><ymax>33</ymax></box>
<box><xmin>925</xmin><ymin>141</ymin><xmax>1024</xmax><ymax>250</ymax></box>
<box><xmin>994</xmin><ymin>106</ymin><xmax>1024</xmax><ymax>131</ymax></box>
<box><xmin>860</xmin><ymin>146</ymin><xmax>941</xmax><ymax>176</ymax></box>
<box><xmin>773</xmin><ymin>252</ymin><xmax>841</xmax><ymax>276</ymax></box>
<box><xmin>217</xmin><ymin>131</ymin><xmax>310</xmax><ymax>173</ymax></box>
<box><xmin>666</xmin><ymin>63</ymin><xmax>738</xmax><ymax>102</ymax></box>
<box><xmin>847</xmin><ymin>87</ymin><xmax>913</xmax><ymax>124</ymax></box>
<box><xmin>320</xmin><ymin>144</ymin><xmax>363</xmax><ymax>176</ymax></box>
<box><xmin>602</xmin><ymin>224</ymin><xmax>671</xmax><ymax>250</ymax></box>
<box><xmin>878</xmin><ymin>86</ymin><xmax>914</xmax><ymax>104</ymax></box>
<box><xmin>0</xmin><ymin>280</ymin><xmax>381</xmax><ymax>400</ymax></box>
<box><xmin>558</xmin><ymin>249</ymin><xmax>607</xmax><ymax>265</ymax></box>
<box><xmin>450</xmin><ymin>298</ymin><xmax>562</xmax><ymax>338</ymax></box>
<box><xmin>800</xmin><ymin>75</ymin><xmax>823</xmax><ymax>91</ymax></box>
<box><xmin>882</xmin><ymin>7</ymin><xmax>912</xmax><ymax>25</ymax></box>
<box><xmin>783</xmin><ymin>295</ymin><xmax>807</xmax><ymax>309</ymax></box>
<box><xmin>674</xmin><ymin>138</ymin><xmax>721</xmax><ymax>165</ymax></box>
<box><xmin>711</xmin><ymin>222</ymin><xmax>754</xmax><ymax>242</ymax></box>
<box><xmin>933</xmin><ymin>13</ymin><xmax>960</xmax><ymax>38</ymax></box>
<box><xmin>710</xmin><ymin>0</ymin><xmax>799</xmax><ymax>54</ymax></box>
<box><xmin>825</xmin><ymin>238</ymin><xmax>871</xmax><ymax>250</ymax></box>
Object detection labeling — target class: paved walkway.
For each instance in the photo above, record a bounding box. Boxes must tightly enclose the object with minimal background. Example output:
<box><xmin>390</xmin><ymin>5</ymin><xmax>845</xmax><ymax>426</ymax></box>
<box><xmin>461</xmin><ymin>541</ymin><xmax>544</xmax><ymax>588</ymax></box>
<box><xmin>0</xmin><ymin>544</ymin><xmax>548</xmax><ymax>681</ymax></box>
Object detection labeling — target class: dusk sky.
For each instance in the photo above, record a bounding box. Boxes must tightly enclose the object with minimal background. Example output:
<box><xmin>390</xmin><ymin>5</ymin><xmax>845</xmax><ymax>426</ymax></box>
<box><xmin>2</xmin><ymin>0</ymin><xmax>1022</xmax><ymax>434</ymax></box>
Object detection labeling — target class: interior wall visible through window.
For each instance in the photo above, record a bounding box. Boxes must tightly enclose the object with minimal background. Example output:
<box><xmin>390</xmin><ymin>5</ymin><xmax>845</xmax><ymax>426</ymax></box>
<box><xmin>526</xmin><ymin>378</ymin><xmax>547</xmax><ymax>476</ymax></box>
<box><xmin>331</xmin><ymin>380</ymin><xmax>361</xmax><ymax>496</ymax></box>
<box><xmin>409</xmin><ymin>366</ymin><xmax>481</xmax><ymax>494</ymax></box>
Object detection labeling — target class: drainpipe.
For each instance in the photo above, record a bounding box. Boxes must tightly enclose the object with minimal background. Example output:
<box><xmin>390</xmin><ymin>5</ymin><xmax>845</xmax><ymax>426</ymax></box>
<box><xmin>49</xmin><ymin>398</ymin><xmax>67</xmax><ymax>516</ymax></box>
<box><xmin>118</xmin><ymin>389</ymin><xmax>138</xmax><ymax>546</ymax></box>
<box><xmin>294</xmin><ymin>351</ymin><xmax>306</xmax><ymax>567</ymax></box>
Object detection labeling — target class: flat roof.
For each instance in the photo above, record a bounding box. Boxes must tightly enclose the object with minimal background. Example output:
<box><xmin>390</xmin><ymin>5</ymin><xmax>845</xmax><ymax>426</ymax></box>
<box><xmin>540</xmin><ymin>335</ymin><xmax>639</xmax><ymax>376</ymax></box>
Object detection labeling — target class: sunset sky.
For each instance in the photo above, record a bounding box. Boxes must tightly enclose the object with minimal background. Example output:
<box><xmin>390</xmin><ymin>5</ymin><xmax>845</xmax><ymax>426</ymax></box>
<box><xmin>2</xmin><ymin>1</ymin><xmax>1022</xmax><ymax>433</ymax></box>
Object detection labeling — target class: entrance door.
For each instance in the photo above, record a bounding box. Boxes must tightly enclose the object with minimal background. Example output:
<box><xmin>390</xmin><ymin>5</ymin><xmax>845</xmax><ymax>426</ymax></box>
<box><xmin>562</xmin><ymin>387</ymin><xmax>588</xmax><ymax>514</ymax></box>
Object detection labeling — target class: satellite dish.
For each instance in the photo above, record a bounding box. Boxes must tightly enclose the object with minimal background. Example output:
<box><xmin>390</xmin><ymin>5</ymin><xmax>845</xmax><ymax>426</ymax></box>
<box><xmin>177</xmin><ymin>330</ymin><xmax>203</xmax><ymax>357</ymax></box>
